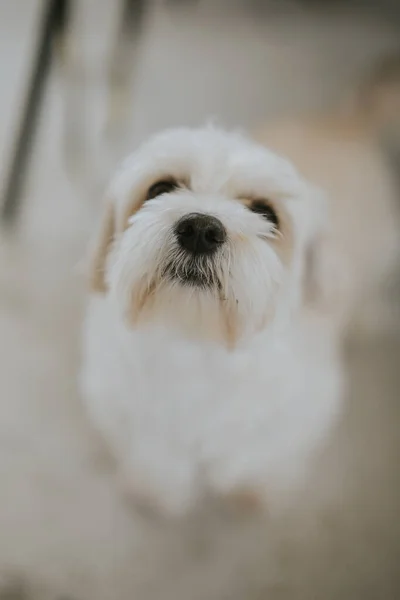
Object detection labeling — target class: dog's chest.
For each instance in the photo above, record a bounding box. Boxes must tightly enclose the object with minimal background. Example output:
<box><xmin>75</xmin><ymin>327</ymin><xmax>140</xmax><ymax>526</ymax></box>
<box><xmin>118</xmin><ymin>329</ymin><xmax>284</xmax><ymax>450</ymax></box>
<box><xmin>85</xmin><ymin>300</ymin><xmax>289</xmax><ymax>452</ymax></box>
<box><xmin>83</xmin><ymin>299</ymin><xmax>342</xmax><ymax>509</ymax></box>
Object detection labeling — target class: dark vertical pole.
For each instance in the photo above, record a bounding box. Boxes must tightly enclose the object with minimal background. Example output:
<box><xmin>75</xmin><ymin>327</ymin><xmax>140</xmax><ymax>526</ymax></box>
<box><xmin>1</xmin><ymin>0</ymin><xmax>71</xmax><ymax>225</ymax></box>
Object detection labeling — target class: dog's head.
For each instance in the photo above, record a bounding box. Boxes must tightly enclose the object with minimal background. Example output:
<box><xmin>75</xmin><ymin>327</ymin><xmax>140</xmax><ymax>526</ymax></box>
<box><xmin>89</xmin><ymin>127</ymin><xmax>325</xmax><ymax>346</ymax></box>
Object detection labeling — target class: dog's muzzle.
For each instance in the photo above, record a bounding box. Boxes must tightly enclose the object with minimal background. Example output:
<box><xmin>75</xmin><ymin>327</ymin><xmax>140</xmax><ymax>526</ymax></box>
<box><xmin>166</xmin><ymin>213</ymin><xmax>226</xmax><ymax>287</ymax></box>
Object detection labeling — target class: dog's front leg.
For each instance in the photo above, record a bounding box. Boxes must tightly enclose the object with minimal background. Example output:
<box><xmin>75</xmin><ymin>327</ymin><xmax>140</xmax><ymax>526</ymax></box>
<box><xmin>119</xmin><ymin>451</ymin><xmax>199</xmax><ymax>519</ymax></box>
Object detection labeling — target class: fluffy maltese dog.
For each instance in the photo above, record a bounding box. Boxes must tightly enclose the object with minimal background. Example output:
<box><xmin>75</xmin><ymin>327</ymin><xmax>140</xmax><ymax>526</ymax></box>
<box><xmin>81</xmin><ymin>126</ymin><xmax>343</xmax><ymax>518</ymax></box>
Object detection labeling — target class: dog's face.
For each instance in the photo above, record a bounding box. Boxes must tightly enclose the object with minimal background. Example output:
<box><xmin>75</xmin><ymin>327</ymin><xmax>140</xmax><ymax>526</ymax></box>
<box><xmin>90</xmin><ymin>127</ymin><xmax>324</xmax><ymax>346</ymax></box>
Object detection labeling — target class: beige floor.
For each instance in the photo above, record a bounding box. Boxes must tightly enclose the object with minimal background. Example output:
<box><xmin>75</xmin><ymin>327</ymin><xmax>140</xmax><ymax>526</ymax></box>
<box><xmin>0</xmin><ymin>2</ymin><xmax>399</xmax><ymax>599</ymax></box>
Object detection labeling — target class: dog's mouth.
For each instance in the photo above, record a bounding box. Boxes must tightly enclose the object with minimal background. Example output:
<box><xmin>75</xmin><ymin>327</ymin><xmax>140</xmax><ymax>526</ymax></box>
<box><xmin>157</xmin><ymin>212</ymin><xmax>227</xmax><ymax>289</ymax></box>
<box><xmin>163</xmin><ymin>256</ymin><xmax>221</xmax><ymax>289</ymax></box>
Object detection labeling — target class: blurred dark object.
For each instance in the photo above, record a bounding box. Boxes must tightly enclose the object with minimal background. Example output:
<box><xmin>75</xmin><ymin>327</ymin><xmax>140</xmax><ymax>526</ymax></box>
<box><xmin>1</xmin><ymin>0</ymin><xmax>70</xmax><ymax>225</ymax></box>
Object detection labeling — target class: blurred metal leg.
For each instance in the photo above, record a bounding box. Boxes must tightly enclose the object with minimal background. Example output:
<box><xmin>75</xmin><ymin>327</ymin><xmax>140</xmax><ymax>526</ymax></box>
<box><xmin>105</xmin><ymin>0</ymin><xmax>147</xmax><ymax>145</ymax></box>
<box><xmin>1</xmin><ymin>0</ymin><xmax>70</xmax><ymax>226</ymax></box>
<box><xmin>54</xmin><ymin>0</ymin><xmax>148</xmax><ymax>199</ymax></box>
<box><xmin>56</xmin><ymin>0</ymin><xmax>95</xmax><ymax>193</ymax></box>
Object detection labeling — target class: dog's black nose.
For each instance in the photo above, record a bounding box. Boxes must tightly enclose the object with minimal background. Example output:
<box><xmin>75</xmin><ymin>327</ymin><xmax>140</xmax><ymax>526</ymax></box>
<box><xmin>175</xmin><ymin>213</ymin><xmax>226</xmax><ymax>254</ymax></box>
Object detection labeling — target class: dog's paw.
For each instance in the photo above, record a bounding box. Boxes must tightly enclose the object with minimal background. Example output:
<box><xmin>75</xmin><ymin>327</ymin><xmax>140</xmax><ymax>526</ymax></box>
<box><xmin>119</xmin><ymin>469</ymin><xmax>196</xmax><ymax>520</ymax></box>
<box><xmin>120</xmin><ymin>475</ymin><xmax>166</xmax><ymax>520</ymax></box>
<box><xmin>213</xmin><ymin>487</ymin><xmax>268</xmax><ymax>520</ymax></box>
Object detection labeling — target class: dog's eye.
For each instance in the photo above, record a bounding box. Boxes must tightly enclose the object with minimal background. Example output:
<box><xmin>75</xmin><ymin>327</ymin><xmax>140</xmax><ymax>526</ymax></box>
<box><xmin>146</xmin><ymin>179</ymin><xmax>178</xmax><ymax>200</ymax></box>
<box><xmin>249</xmin><ymin>200</ymin><xmax>279</xmax><ymax>230</ymax></box>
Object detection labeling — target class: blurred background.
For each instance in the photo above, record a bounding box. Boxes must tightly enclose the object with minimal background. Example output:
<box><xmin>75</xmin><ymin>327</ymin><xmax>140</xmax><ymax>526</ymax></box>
<box><xmin>0</xmin><ymin>1</ymin><xmax>399</xmax><ymax>599</ymax></box>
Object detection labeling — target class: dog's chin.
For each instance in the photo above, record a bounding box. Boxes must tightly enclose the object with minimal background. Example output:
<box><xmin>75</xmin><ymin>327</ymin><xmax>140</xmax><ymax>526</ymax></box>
<box><xmin>127</xmin><ymin>270</ymin><xmax>237</xmax><ymax>347</ymax></box>
<box><xmin>163</xmin><ymin>259</ymin><xmax>220</xmax><ymax>290</ymax></box>
<box><xmin>112</xmin><ymin>268</ymin><xmax>281</xmax><ymax>351</ymax></box>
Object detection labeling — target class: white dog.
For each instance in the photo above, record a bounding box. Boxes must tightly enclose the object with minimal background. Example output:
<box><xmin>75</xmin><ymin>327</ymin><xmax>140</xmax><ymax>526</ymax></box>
<box><xmin>81</xmin><ymin>126</ymin><xmax>343</xmax><ymax>518</ymax></box>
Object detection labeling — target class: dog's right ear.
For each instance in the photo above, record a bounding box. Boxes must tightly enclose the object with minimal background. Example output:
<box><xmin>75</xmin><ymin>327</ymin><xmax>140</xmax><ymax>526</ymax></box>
<box><xmin>88</xmin><ymin>199</ymin><xmax>116</xmax><ymax>294</ymax></box>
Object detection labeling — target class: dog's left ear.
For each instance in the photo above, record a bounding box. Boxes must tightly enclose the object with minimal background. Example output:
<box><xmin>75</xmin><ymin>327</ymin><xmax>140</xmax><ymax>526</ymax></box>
<box><xmin>297</xmin><ymin>184</ymin><xmax>333</xmax><ymax>307</ymax></box>
<box><xmin>88</xmin><ymin>199</ymin><xmax>116</xmax><ymax>293</ymax></box>
<box><xmin>297</xmin><ymin>182</ymin><xmax>327</xmax><ymax>247</ymax></box>
<box><xmin>300</xmin><ymin>184</ymin><xmax>347</xmax><ymax>312</ymax></box>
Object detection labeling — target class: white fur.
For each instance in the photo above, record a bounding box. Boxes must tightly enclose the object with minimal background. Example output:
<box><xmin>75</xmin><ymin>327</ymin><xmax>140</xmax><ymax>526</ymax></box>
<box><xmin>81</xmin><ymin>126</ymin><xmax>343</xmax><ymax>517</ymax></box>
